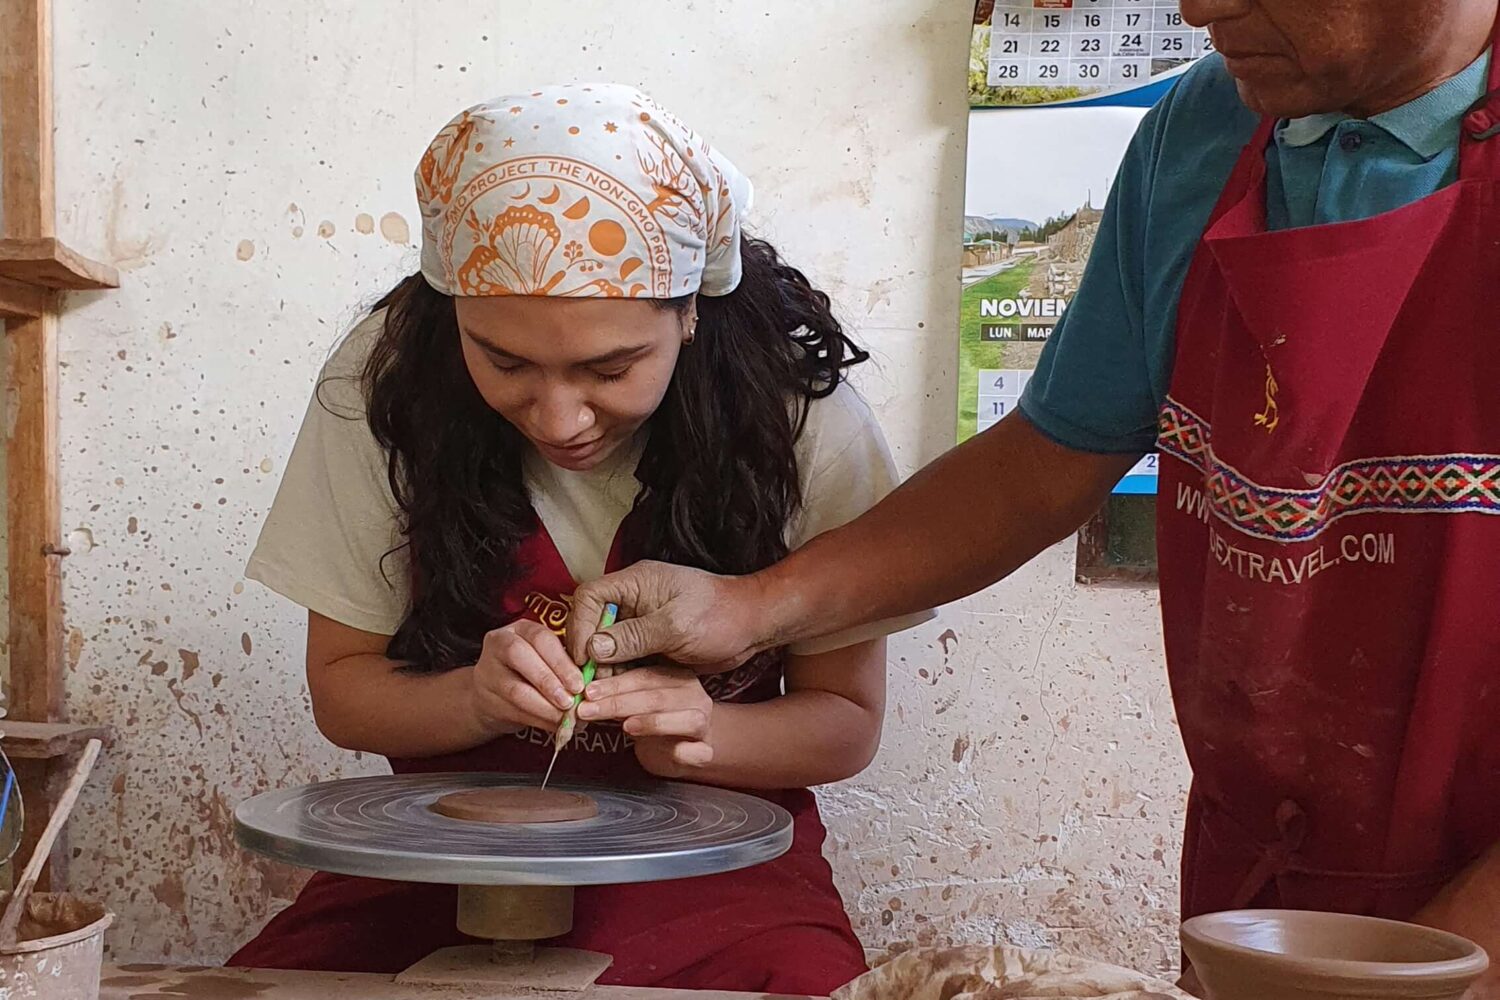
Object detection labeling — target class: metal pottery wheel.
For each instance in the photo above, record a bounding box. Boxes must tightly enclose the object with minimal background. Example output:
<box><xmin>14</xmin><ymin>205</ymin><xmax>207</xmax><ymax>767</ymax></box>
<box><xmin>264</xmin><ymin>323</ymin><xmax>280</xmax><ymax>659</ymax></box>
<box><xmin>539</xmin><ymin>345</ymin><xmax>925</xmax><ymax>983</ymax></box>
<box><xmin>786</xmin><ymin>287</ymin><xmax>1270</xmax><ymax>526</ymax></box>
<box><xmin>234</xmin><ymin>771</ymin><xmax>793</xmax><ymax>886</ymax></box>
<box><xmin>236</xmin><ymin>772</ymin><xmax>796</xmax><ymax>989</ymax></box>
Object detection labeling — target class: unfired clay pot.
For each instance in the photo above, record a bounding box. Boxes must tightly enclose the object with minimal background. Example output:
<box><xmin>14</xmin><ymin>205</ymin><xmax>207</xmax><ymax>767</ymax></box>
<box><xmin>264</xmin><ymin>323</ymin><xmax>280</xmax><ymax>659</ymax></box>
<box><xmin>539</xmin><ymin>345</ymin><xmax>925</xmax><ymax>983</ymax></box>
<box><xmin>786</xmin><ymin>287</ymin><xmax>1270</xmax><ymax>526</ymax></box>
<box><xmin>1181</xmin><ymin>909</ymin><xmax>1489</xmax><ymax>1000</ymax></box>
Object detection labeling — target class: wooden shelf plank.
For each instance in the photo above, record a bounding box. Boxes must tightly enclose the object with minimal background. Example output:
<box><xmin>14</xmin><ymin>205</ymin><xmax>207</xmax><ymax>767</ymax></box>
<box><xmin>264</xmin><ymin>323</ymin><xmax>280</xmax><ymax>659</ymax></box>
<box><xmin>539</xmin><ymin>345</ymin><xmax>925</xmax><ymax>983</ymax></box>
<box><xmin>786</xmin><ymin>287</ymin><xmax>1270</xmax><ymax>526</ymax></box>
<box><xmin>0</xmin><ymin>237</ymin><xmax>118</xmax><ymax>290</ymax></box>
<box><xmin>0</xmin><ymin>276</ymin><xmax>47</xmax><ymax>318</ymax></box>
<box><xmin>0</xmin><ymin>721</ymin><xmax>111</xmax><ymax>760</ymax></box>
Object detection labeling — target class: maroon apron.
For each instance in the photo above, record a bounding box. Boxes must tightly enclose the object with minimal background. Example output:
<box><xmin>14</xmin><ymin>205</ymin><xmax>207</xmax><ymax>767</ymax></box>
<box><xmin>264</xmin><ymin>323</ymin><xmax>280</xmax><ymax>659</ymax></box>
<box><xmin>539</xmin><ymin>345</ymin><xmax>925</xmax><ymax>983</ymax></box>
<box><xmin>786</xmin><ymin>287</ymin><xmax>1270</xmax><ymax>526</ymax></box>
<box><xmin>229</xmin><ymin>518</ymin><xmax>867</xmax><ymax>994</ymax></box>
<box><xmin>1157</xmin><ymin>33</ymin><xmax>1500</xmax><ymax>925</ymax></box>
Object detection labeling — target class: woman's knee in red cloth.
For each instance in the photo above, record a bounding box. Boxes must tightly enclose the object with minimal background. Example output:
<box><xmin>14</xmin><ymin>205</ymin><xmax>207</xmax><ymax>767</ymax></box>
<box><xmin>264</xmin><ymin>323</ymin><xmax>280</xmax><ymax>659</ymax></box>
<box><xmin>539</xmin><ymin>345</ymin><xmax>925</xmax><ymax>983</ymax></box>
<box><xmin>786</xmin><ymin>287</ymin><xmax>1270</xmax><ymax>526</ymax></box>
<box><xmin>227</xmin><ymin>879</ymin><xmax>461</xmax><ymax>974</ymax></box>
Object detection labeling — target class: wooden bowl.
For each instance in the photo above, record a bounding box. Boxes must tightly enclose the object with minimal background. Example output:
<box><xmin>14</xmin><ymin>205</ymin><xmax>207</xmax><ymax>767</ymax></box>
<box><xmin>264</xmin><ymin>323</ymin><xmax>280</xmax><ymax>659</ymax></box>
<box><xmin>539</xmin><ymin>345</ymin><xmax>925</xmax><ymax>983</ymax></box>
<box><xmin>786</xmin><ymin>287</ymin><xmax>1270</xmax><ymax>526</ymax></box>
<box><xmin>1182</xmin><ymin>909</ymin><xmax>1488</xmax><ymax>1000</ymax></box>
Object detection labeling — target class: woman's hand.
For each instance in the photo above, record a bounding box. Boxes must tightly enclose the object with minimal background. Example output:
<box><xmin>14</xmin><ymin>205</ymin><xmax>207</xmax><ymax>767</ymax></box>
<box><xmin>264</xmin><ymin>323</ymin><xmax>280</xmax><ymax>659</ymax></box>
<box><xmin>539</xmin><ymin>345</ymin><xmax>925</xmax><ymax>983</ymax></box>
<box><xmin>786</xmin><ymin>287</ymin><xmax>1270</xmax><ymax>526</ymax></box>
<box><xmin>577</xmin><ymin>665</ymin><xmax>714</xmax><ymax>778</ymax></box>
<box><xmin>471</xmin><ymin>620</ymin><xmax>584</xmax><ymax>735</ymax></box>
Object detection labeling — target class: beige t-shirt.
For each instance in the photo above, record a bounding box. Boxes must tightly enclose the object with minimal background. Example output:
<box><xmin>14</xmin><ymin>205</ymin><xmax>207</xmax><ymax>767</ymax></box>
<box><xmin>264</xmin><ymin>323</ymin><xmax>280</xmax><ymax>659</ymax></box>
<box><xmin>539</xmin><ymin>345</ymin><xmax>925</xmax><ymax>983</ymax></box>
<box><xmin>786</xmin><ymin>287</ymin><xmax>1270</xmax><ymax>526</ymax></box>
<box><xmin>246</xmin><ymin>313</ymin><xmax>932</xmax><ymax>656</ymax></box>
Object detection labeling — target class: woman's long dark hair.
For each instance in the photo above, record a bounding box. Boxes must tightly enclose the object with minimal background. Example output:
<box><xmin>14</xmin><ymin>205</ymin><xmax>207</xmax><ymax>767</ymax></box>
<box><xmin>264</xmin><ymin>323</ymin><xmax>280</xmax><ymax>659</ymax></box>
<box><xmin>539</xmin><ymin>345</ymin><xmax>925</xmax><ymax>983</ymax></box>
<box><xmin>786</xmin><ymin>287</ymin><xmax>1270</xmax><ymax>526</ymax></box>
<box><xmin>349</xmin><ymin>236</ymin><xmax>868</xmax><ymax>670</ymax></box>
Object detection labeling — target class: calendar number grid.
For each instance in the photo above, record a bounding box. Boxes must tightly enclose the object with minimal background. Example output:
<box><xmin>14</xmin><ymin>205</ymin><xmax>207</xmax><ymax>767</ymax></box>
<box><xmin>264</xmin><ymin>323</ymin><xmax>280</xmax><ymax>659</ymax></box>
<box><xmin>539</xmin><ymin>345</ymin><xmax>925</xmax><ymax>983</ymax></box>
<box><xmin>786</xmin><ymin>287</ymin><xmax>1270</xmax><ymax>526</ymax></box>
<box><xmin>988</xmin><ymin>0</ymin><xmax>1212</xmax><ymax>90</ymax></box>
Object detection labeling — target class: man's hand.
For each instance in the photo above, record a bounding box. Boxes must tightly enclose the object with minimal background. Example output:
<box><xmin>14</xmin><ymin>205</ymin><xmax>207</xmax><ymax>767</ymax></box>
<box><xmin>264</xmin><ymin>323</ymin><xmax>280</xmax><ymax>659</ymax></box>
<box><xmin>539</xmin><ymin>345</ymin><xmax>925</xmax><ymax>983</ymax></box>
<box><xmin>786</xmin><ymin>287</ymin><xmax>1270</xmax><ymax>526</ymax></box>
<box><xmin>565</xmin><ymin>416</ymin><xmax>1129</xmax><ymax>675</ymax></box>
<box><xmin>566</xmin><ymin>561</ymin><xmax>765</xmax><ymax>674</ymax></box>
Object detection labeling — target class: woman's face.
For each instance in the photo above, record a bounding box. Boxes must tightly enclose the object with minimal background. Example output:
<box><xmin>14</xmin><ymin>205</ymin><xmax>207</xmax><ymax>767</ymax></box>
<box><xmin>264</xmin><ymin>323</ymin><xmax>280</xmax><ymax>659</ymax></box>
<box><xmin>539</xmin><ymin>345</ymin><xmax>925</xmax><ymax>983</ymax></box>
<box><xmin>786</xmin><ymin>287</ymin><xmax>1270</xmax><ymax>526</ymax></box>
<box><xmin>455</xmin><ymin>295</ymin><xmax>693</xmax><ymax>472</ymax></box>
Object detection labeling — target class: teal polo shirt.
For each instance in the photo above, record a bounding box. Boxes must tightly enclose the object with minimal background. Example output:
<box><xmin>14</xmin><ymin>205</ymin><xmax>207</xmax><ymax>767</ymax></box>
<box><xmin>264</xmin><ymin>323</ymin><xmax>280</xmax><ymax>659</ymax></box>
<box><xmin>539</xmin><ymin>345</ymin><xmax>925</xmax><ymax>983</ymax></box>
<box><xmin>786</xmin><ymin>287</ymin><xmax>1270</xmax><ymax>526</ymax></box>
<box><xmin>1018</xmin><ymin>52</ymin><xmax>1491</xmax><ymax>455</ymax></box>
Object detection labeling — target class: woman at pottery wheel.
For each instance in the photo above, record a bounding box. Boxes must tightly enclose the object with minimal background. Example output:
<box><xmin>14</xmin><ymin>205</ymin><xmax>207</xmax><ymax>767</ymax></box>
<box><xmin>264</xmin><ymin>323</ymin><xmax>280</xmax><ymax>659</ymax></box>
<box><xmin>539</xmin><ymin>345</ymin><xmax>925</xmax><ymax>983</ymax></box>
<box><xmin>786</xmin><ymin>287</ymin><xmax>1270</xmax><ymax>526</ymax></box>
<box><xmin>230</xmin><ymin>84</ymin><xmax>929</xmax><ymax>994</ymax></box>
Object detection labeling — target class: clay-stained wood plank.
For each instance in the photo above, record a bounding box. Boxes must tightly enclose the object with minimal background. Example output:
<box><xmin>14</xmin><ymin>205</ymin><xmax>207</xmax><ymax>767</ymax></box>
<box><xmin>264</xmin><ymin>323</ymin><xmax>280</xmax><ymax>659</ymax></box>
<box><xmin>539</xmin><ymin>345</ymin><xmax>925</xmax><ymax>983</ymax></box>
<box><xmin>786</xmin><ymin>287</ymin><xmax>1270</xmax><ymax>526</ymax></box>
<box><xmin>0</xmin><ymin>721</ymin><xmax>112</xmax><ymax>760</ymax></box>
<box><xmin>0</xmin><ymin>0</ymin><xmax>54</xmax><ymax>238</ymax></box>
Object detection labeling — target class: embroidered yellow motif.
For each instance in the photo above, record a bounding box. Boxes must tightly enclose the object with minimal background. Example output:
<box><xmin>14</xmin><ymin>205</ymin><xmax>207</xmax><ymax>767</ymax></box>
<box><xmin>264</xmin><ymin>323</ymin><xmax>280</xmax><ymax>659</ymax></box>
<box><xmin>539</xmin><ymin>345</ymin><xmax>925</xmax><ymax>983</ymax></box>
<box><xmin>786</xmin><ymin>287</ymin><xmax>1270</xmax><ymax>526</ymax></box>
<box><xmin>1253</xmin><ymin>364</ymin><xmax>1279</xmax><ymax>434</ymax></box>
<box><xmin>522</xmin><ymin>591</ymin><xmax>573</xmax><ymax>635</ymax></box>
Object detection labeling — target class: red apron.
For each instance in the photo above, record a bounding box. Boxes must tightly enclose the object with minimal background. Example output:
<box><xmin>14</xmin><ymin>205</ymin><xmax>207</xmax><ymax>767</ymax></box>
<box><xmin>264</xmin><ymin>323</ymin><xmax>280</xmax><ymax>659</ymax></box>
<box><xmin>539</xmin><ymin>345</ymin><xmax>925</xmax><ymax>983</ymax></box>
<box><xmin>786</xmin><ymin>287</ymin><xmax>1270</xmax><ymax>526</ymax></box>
<box><xmin>1157</xmin><ymin>35</ymin><xmax>1500</xmax><ymax>925</ymax></box>
<box><xmin>229</xmin><ymin>517</ymin><xmax>867</xmax><ymax>995</ymax></box>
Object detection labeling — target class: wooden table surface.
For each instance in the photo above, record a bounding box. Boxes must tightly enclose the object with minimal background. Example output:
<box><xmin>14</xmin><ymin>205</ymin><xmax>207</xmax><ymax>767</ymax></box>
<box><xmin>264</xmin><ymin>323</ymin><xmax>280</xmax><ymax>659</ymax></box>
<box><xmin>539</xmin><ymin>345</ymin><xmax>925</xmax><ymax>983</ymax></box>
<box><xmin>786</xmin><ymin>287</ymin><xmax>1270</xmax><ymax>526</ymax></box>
<box><xmin>100</xmin><ymin>964</ymin><xmax>822</xmax><ymax>999</ymax></box>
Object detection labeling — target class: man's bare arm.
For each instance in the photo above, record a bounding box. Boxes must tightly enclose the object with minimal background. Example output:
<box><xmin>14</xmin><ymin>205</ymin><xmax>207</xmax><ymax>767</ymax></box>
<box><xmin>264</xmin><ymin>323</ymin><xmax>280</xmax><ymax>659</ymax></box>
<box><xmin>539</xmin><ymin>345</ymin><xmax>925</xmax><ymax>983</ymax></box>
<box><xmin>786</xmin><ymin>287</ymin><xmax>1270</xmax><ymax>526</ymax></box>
<box><xmin>567</xmin><ymin>413</ymin><xmax>1137</xmax><ymax>668</ymax></box>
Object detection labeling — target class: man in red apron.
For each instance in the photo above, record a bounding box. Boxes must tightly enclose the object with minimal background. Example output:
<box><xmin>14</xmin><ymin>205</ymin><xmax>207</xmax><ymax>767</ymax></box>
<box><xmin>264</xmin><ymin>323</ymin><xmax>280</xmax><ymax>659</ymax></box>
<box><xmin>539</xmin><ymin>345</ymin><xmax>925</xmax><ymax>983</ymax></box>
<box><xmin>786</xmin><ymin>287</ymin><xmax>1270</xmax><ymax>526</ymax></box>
<box><xmin>568</xmin><ymin>0</ymin><xmax>1500</xmax><ymax>989</ymax></box>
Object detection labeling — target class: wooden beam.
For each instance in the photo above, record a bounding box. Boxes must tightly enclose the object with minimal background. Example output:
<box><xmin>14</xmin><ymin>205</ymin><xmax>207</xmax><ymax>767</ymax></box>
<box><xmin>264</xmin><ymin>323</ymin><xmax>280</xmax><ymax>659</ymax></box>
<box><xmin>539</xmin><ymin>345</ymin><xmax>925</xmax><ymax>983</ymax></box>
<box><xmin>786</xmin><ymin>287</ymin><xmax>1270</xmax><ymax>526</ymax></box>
<box><xmin>0</xmin><ymin>277</ymin><xmax>45</xmax><ymax>319</ymax></box>
<box><xmin>5</xmin><ymin>309</ymin><xmax>64</xmax><ymax>724</ymax></box>
<box><xmin>0</xmin><ymin>237</ymin><xmax>119</xmax><ymax>290</ymax></box>
<box><xmin>0</xmin><ymin>0</ymin><xmax>54</xmax><ymax>238</ymax></box>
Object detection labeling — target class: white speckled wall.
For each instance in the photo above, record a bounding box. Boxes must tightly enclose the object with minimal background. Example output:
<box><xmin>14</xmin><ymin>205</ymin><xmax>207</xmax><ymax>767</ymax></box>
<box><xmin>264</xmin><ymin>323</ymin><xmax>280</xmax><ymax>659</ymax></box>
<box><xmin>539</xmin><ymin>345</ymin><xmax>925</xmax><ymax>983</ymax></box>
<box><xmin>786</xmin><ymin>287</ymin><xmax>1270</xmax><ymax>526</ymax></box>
<box><xmin>47</xmin><ymin>0</ymin><xmax>1190</xmax><ymax>975</ymax></box>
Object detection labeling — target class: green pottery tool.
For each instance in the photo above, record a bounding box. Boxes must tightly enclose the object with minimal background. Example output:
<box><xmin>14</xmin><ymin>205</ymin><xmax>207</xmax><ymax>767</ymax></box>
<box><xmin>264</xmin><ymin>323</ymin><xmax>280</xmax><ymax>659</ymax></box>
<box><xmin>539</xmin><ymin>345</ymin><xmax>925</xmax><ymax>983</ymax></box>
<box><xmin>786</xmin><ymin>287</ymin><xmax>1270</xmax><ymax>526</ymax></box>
<box><xmin>540</xmin><ymin>602</ymin><xmax>618</xmax><ymax>790</ymax></box>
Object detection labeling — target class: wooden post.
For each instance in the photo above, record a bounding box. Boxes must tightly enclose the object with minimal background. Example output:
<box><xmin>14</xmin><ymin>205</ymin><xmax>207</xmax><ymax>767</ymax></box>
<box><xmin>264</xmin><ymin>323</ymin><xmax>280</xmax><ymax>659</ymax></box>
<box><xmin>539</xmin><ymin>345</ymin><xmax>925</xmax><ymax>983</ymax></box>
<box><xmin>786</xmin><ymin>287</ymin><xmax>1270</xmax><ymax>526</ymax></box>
<box><xmin>0</xmin><ymin>0</ymin><xmax>118</xmax><ymax>893</ymax></box>
<box><xmin>6</xmin><ymin>307</ymin><xmax>63</xmax><ymax>724</ymax></box>
<box><xmin>0</xmin><ymin>278</ymin><xmax>46</xmax><ymax>320</ymax></box>
<box><xmin>0</xmin><ymin>0</ymin><xmax>55</xmax><ymax>239</ymax></box>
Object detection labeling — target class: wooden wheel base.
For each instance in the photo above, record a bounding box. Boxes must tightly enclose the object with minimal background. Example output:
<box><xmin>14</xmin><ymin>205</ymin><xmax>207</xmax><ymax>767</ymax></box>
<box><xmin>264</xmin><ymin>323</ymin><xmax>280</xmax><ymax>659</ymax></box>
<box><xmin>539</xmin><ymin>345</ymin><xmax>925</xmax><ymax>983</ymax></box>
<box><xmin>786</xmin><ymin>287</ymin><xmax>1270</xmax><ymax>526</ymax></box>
<box><xmin>456</xmin><ymin>883</ymin><xmax>575</xmax><ymax>940</ymax></box>
<box><xmin>395</xmin><ymin>943</ymin><xmax>613</xmax><ymax>992</ymax></box>
<box><xmin>393</xmin><ymin>884</ymin><xmax>612</xmax><ymax>992</ymax></box>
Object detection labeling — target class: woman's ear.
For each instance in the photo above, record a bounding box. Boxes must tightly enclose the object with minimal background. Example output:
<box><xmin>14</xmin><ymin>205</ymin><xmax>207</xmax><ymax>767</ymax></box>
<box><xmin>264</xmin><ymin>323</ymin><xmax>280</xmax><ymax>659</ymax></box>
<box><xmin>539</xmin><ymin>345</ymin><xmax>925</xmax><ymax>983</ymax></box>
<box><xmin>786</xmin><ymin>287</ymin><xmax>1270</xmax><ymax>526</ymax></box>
<box><xmin>683</xmin><ymin>298</ymin><xmax>699</xmax><ymax>345</ymax></box>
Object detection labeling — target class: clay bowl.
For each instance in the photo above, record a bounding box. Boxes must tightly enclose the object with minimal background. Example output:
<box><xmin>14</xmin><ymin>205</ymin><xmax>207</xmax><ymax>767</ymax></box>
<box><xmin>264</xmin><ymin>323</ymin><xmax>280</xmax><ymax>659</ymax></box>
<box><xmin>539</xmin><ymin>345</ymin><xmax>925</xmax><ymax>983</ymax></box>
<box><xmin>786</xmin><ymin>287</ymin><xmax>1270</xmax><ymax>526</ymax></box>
<box><xmin>1182</xmin><ymin>909</ymin><xmax>1489</xmax><ymax>1000</ymax></box>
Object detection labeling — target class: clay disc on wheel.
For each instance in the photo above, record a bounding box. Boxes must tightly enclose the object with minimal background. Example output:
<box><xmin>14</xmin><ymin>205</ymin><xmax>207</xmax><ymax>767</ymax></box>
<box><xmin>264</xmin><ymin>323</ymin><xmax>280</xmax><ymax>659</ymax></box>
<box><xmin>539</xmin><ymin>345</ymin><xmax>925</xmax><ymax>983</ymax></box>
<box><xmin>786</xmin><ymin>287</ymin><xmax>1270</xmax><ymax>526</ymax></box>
<box><xmin>430</xmin><ymin>788</ymin><xmax>599</xmax><ymax>824</ymax></box>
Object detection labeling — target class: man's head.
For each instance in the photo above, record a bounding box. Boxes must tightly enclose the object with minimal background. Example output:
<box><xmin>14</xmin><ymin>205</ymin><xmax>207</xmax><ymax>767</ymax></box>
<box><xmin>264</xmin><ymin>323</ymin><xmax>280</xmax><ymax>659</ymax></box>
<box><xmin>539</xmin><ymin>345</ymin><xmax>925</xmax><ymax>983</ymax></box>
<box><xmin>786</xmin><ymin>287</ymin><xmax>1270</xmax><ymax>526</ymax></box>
<box><xmin>1181</xmin><ymin>0</ymin><xmax>1495</xmax><ymax>118</ymax></box>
